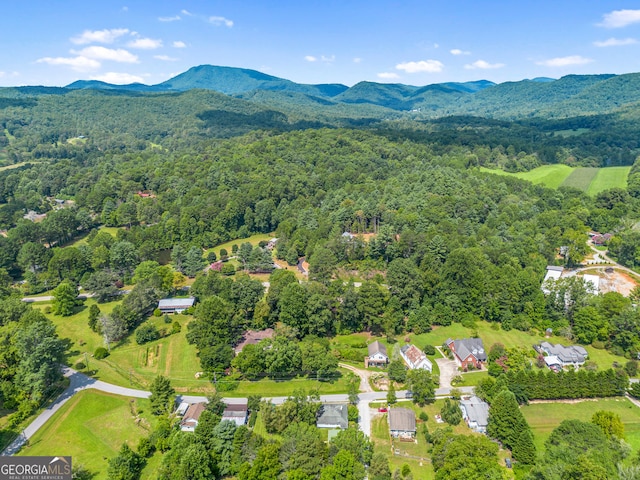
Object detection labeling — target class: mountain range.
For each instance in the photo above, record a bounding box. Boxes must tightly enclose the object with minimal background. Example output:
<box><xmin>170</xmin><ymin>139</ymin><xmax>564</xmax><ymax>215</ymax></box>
<box><xmin>0</xmin><ymin>64</ymin><xmax>638</xmax><ymax>122</ymax></box>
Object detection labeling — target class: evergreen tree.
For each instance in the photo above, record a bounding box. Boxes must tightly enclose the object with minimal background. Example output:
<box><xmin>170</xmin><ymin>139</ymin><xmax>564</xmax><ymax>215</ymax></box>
<box><xmin>88</xmin><ymin>304</ymin><xmax>101</xmax><ymax>332</ymax></box>
<box><xmin>387</xmin><ymin>383</ymin><xmax>397</xmax><ymax>405</ymax></box>
<box><xmin>486</xmin><ymin>389</ymin><xmax>530</xmax><ymax>452</ymax></box>
<box><xmin>368</xmin><ymin>452</ymin><xmax>392</xmax><ymax>480</ymax></box>
<box><xmin>511</xmin><ymin>428</ymin><xmax>536</xmax><ymax>465</ymax></box>
<box><xmin>107</xmin><ymin>443</ymin><xmax>145</xmax><ymax>480</ymax></box>
<box><xmin>183</xmin><ymin>246</ymin><xmax>205</xmax><ymax>277</ymax></box>
<box><xmin>149</xmin><ymin>375</ymin><xmax>175</xmax><ymax>416</ymax></box>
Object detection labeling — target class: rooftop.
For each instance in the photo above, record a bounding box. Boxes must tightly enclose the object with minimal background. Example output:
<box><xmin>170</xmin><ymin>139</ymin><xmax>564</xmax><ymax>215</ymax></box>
<box><xmin>368</xmin><ymin>340</ymin><xmax>387</xmax><ymax>357</ymax></box>
<box><xmin>388</xmin><ymin>408</ymin><xmax>416</xmax><ymax>432</ymax></box>
<box><xmin>460</xmin><ymin>395</ymin><xmax>489</xmax><ymax>427</ymax></box>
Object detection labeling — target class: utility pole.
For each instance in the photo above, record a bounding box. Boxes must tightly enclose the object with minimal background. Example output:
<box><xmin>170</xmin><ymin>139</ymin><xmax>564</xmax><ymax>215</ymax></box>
<box><xmin>84</xmin><ymin>352</ymin><xmax>89</xmax><ymax>372</ymax></box>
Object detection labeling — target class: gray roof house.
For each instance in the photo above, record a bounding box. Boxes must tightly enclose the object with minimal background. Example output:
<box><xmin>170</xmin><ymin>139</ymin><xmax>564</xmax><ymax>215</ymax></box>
<box><xmin>460</xmin><ymin>396</ymin><xmax>489</xmax><ymax>433</ymax></box>
<box><xmin>446</xmin><ymin>338</ymin><xmax>487</xmax><ymax>369</ymax></box>
<box><xmin>317</xmin><ymin>403</ymin><xmax>349</xmax><ymax>429</ymax></box>
<box><xmin>366</xmin><ymin>341</ymin><xmax>389</xmax><ymax>367</ymax></box>
<box><xmin>388</xmin><ymin>408</ymin><xmax>416</xmax><ymax>438</ymax></box>
<box><xmin>221</xmin><ymin>401</ymin><xmax>249</xmax><ymax>427</ymax></box>
<box><xmin>539</xmin><ymin>342</ymin><xmax>588</xmax><ymax>366</ymax></box>
<box><xmin>158</xmin><ymin>297</ymin><xmax>195</xmax><ymax>314</ymax></box>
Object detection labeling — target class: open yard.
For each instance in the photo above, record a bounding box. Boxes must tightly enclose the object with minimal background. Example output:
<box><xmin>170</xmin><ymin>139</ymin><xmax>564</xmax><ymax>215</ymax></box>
<box><xmin>203</xmin><ymin>233</ymin><xmax>274</xmax><ymax>260</ymax></box>
<box><xmin>17</xmin><ymin>390</ymin><xmax>155</xmax><ymax>480</ymax></box>
<box><xmin>522</xmin><ymin>397</ymin><xmax>640</xmax><ymax>452</ymax></box>
<box><xmin>480</xmin><ymin>165</ymin><xmax>631</xmax><ymax>195</ymax></box>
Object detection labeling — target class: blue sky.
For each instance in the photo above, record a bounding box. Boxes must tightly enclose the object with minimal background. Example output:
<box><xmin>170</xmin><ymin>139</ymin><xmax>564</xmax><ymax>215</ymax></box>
<box><xmin>2</xmin><ymin>1</ymin><xmax>640</xmax><ymax>87</ymax></box>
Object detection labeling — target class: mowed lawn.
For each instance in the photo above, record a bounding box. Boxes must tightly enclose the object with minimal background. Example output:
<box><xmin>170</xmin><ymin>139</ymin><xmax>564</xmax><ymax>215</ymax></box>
<box><xmin>18</xmin><ymin>391</ymin><xmax>154</xmax><ymax>480</ymax></box>
<box><xmin>522</xmin><ymin>397</ymin><xmax>640</xmax><ymax>452</ymax></box>
<box><xmin>203</xmin><ymin>233</ymin><xmax>274</xmax><ymax>259</ymax></box>
<box><xmin>480</xmin><ymin>165</ymin><xmax>630</xmax><ymax>195</ymax></box>
<box><xmin>586</xmin><ymin>166</ymin><xmax>632</xmax><ymax>196</ymax></box>
<box><xmin>560</xmin><ymin>167</ymin><xmax>600</xmax><ymax>191</ymax></box>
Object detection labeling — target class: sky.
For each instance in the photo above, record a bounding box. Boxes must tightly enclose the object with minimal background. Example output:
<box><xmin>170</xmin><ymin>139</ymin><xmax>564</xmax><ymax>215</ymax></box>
<box><xmin>2</xmin><ymin>1</ymin><xmax>640</xmax><ymax>87</ymax></box>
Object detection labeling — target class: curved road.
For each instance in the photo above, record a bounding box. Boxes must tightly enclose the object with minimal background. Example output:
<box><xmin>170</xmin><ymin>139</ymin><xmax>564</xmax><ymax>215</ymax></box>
<box><xmin>2</xmin><ymin>366</ymin><xmax>473</xmax><ymax>455</ymax></box>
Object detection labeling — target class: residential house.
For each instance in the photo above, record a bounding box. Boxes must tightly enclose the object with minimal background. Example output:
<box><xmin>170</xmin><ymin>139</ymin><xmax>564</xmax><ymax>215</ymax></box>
<box><xmin>459</xmin><ymin>396</ymin><xmax>489</xmax><ymax>434</ymax></box>
<box><xmin>541</xmin><ymin>266</ymin><xmax>563</xmax><ymax>294</ymax></box>
<box><xmin>388</xmin><ymin>408</ymin><xmax>416</xmax><ymax>439</ymax></box>
<box><xmin>316</xmin><ymin>403</ymin><xmax>349</xmax><ymax>429</ymax></box>
<box><xmin>365</xmin><ymin>341</ymin><xmax>389</xmax><ymax>367</ymax></box>
<box><xmin>538</xmin><ymin>342</ymin><xmax>588</xmax><ymax>367</ymax></box>
<box><xmin>446</xmin><ymin>338</ymin><xmax>487</xmax><ymax>370</ymax></box>
<box><xmin>221</xmin><ymin>401</ymin><xmax>249</xmax><ymax>426</ymax></box>
<box><xmin>158</xmin><ymin>297</ymin><xmax>195</xmax><ymax>314</ymax></box>
<box><xmin>175</xmin><ymin>402</ymin><xmax>190</xmax><ymax>416</ymax></box>
<box><xmin>234</xmin><ymin>328</ymin><xmax>275</xmax><ymax>355</ymax></box>
<box><xmin>581</xmin><ymin>274</ymin><xmax>600</xmax><ymax>294</ymax></box>
<box><xmin>180</xmin><ymin>402</ymin><xmax>206</xmax><ymax>432</ymax></box>
<box><xmin>266</xmin><ymin>238</ymin><xmax>278</xmax><ymax>250</ymax></box>
<box><xmin>399</xmin><ymin>344</ymin><xmax>433</xmax><ymax>372</ymax></box>
<box><xmin>591</xmin><ymin>233</ymin><xmax>612</xmax><ymax>246</ymax></box>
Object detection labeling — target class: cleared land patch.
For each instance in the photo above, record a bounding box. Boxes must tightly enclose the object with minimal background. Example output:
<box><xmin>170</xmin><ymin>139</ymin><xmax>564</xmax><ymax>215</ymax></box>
<box><xmin>521</xmin><ymin>397</ymin><xmax>640</xmax><ymax>452</ymax></box>
<box><xmin>17</xmin><ymin>390</ymin><xmax>153</xmax><ymax>480</ymax></box>
<box><xmin>480</xmin><ymin>165</ymin><xmax>630</xmax><ymax>195</ymax></box>
<box><xmin>587</xmin><ymin>166</ymin><xmax>632</xmax><ymax>195</ymax></box>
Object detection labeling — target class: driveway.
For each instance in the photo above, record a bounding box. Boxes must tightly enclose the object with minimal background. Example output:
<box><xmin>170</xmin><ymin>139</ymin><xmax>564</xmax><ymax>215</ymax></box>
<box><xmin>435</xmin><ymin>347</ymin><xmax>458</xmax><ymax>389</ymax></box>
<box><xmin>339</xmin><ymin>363</ymin><xmax>374</xmax><ymax>393</ymax></box>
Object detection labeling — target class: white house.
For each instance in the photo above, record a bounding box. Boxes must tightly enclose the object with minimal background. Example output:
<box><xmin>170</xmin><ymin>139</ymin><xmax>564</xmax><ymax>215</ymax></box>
<box><xmin>541</xmin><ymin>266</ymin><xmax>563</xmax><ymax>294</ymax></box>
<box><xmin>460</xmin><ymin>396</ymin><xmax>489</xmax><ymax>434</ymax></box>
<box><xmin>366</xmin><ymin>341</ymin><xmax>389</xmax><ymax>367</ymax></box>
<box><xmin>538</xmin><ymin>342</ymin><xmax>588</xmax><ymax>367</ymax></box>
<box><xmin>400</xmin><ymin>344</ymin><xmax>432</xmax><ymax>372</ymax></box>
<box><xmin>180</xmin><ymin>402</ymin><xmax>206</xmax><ymax>432</ymax></box>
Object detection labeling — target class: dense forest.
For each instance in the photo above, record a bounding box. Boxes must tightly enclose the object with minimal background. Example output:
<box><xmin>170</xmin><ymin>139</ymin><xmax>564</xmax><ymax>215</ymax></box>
<box><xmin>2</xmin><ymin>67</ymin><xmax>640</xmax><ymax>478</ymax></box>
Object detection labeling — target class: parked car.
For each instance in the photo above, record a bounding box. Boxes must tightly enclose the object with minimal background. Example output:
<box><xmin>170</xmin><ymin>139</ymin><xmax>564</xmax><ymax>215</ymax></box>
<box><xmin>505</xmin><ymin>458</ymin><xmax>512</xmax><ymax>469</ymax></box>
<box><xmin>378</xmin><ymin>407</ymin><xmax>388</xmax><ymax>413</ymax></box>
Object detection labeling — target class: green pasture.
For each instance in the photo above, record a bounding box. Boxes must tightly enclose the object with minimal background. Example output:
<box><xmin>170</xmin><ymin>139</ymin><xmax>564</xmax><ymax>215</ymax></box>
<box><xmin>521</xmin><ymin>397</ymin><xmax>640</xmax><ymax>452</ymax></box>
<box><xmin>17</xmin><ymin>390</ymin><xmax>154</xmax><ymax>480</ymax></box>
<box><xmin>479</xmin><ymin>165</ymin><xmax>630</xmax><ymax>195</ymax></box>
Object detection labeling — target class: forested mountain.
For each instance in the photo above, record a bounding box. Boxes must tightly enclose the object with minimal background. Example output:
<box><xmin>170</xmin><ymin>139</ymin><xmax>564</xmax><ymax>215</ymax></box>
<box><xmin>54</xmin><ymin>64</ymin><xmax>640</xmax><ymax>120</ymax></box>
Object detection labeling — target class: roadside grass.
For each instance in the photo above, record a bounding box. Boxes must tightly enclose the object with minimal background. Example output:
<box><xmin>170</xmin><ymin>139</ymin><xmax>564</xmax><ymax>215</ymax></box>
<box><xmin>587</xmin><ymin>166</ymin><xmax>631</xmax><ymax>196</ymax></box>
<box><xmin>17</xmin><ymin>390</ymin><xmax>154</xmax><ymax>480</ymax></box>
<box><xmin>226</xmin><ymin>369</ymin><xmax>353</xmax><ymax>398</ymax></box>
<box><xmin>521</xmin><ymin>397</ymin><xmax>640</xmax><ymax>452</ymax></box>
<box><xmin>203</xmin><ymin>233</ymin><xmax>274</xmax><ymax>259</ymax></box>
<box><xmin>560</xmin><ymin>167</ymin><xmax>599</xmax><ymax>191</ymax></box>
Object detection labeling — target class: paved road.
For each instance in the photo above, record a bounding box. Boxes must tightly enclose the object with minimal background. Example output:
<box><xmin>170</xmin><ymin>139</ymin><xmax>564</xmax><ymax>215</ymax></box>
<box><xmin>2</xmin><ymin>366</ymin><xmax>475</xmax><ymax>456</ymax></box>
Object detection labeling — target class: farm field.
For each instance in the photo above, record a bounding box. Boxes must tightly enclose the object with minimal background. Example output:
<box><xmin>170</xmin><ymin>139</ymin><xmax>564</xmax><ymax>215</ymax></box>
<box><xmin>480</xmin><ymin>165</ymin><xmax>631</xmax><ymax>195</ymax></box>
<box><xmin>521</xmin><ymin>397</ymin><xmax>640</xmax><ymax>452</ymax></box>
<box><xmin>17</xmin><ymin>390</ymin><xmax>155</xmax><ymax>480</ymax></box>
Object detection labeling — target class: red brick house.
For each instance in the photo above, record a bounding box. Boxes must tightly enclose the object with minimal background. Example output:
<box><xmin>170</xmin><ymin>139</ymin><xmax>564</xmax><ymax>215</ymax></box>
<box><xmin>445</xmin><ymin>338</ymin><xmax>487</xmax><ymax>370</ymax></box>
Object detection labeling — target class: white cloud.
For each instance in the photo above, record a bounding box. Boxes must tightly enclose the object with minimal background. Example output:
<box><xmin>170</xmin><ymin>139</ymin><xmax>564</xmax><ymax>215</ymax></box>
<box><xmin>593</xmin><ymin>37</ymin><xmax>638</xmax><ymax>47</ymax></box>
<box><xmin>181</xmin><ymin>9</ymin><xmax>193</xmax><ymax>16</ymax></box>
<box><xmin>321</xmin><ymin>55</ymin><xmax>335</xmax><ymax>63</ymax></box>
<box><xmin>154</xmin><ymin>55</ymin><xmax>178</xmax><ymax>61</ymax></box>
<box><xmin>450</xmin><ymin>48</ymin><xmax>470</xmax><ymax>55</ymax></box>
<box><xmin>599</xmin><ymin>9</ymin><xmax>640</xmax><ymax>28</ymax></box>
<box><xmin>90</xmin><ymin>72</ymin><xmax>145</xmax><ymax>84</ymax></box>
<box><xmin>304</xmin><ymin>55</ymin><xmax>317</xmax><ymax>62</ymax></box>
<box><xmin>464</xmin><ymin>59</ymin><xmax>505</xmax><ymax>70</ymax></box>
<box><xmin>36</xmin><ymin>56</ymin><xmax>101</xmax><ymax>72</ymax></box>
<box><xmin>209</xmin><ymin>16</ymin><xmax>233</xmax><ymax>27</ymax></box>
<box><xmin>72</xmin><ymin>46</ymin><xmax>138</xmax><ymax>63</ymax></box>
<box><xmin>395</xmin><ymin>60</ymin><xmax>444</xmax><ymax>73</ymax></box>
<box><xmin>173</xmin><ymin>41</ymin><xmax>186</xmax><ymax>48</ymax></box>
<box><xmin>159</xmin><ymin>15</ymin><xmax>181</xmax><ymax>22</ymax></box>
<box><xmin>128</xmin><ymin>38</ymin><xmax>163</xmax><ymax>49</ymax></box>
<box><xmin>353</xmin><ymin>57</ymin><xmax>362</xmax><ymax>63</ymax></box>
<box><xmin>378</xmin><ymin>72</ymin><xmax>400</xmax><ymax>79</ymax></box>
<box><xmin>70</xmin><ymin>28</ymin><xmax>129</xmax><ymax>45</ymax></box>
<box><xmin>536</xmin><ymin>55</ymin><xmax>593</xmax><ymax>67</ymax></box>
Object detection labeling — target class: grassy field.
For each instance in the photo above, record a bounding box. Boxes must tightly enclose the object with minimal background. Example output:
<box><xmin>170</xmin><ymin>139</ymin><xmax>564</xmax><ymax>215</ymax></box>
<box><xmin>522</xmin><ymin>397</ymin><xmax>640</xmax><ymax>452</ymax></box>
<box><xmin>203</xmin><ymin>233</ymin><xmax>274</xmax><ymax>259</ymax></box>
<box><xmin>17</xmin><ymin>390</ymin><xmax>155</xmax><ymax>480</ymax></box>
<box><xmin>480</xmin><ymin>165</ymin><xmax>631</xmax><ymax>195</ymax></box>
<box><xmin>561</xmin><ymin>167</ymin><xmax>600</xmax><ymax>190</ymax></box>
<box><xmin>480</xmin><ymin>165</ymin><xmax>574</xmax><ymax>189</ymax></box>
<box><xmin>587</xmin><ymin>166</ymin><xmax>632</xmax><ymax>195</ymax></box>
